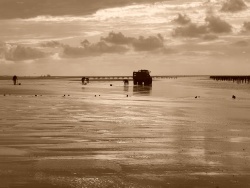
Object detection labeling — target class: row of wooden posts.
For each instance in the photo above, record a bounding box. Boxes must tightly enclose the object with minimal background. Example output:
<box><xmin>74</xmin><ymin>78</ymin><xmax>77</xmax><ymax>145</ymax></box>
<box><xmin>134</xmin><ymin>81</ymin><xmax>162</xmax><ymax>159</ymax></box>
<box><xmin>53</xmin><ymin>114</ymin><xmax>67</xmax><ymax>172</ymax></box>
<box><xmin>210</xmin><ymin>76</ymin><xmax>250</xmax><ymax>84</ymax></box>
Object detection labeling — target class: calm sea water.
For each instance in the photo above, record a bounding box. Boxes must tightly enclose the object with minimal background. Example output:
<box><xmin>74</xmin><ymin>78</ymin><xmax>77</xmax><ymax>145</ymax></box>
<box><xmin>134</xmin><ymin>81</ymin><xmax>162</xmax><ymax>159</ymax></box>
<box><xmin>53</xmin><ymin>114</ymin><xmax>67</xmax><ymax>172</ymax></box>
<box><xmin>0</xmin><ymin>77</ymin><xmax>250</xmax><ymax>188</ymax></box>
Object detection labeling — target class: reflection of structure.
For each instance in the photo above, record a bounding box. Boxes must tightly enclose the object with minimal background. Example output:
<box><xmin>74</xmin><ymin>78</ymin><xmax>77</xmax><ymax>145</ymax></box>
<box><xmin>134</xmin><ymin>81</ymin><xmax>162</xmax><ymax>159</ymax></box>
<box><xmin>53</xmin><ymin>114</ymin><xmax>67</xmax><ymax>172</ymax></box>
<box><xmin>133</xmin><ymin>85</ymin><xmax>152</xmax><ymax>95</ymax></box>
<box><xmin>123</xmin><ymin>79</ymin><xmax>129</xmax><ymax>85</ymax></box>
<box><xmin>123</xmin><ymin>85</ymin><xmax>129</xmax><ymax>92</ymax></box>
<box><xmin>133</xmin><ymin>70</ymin><xmax>152</xmax><ymax>86</ymax></box>
<box><xmin>210</xmin><ymin>76</ymin><xmax>250</xmax><ymax>84</ymax></box>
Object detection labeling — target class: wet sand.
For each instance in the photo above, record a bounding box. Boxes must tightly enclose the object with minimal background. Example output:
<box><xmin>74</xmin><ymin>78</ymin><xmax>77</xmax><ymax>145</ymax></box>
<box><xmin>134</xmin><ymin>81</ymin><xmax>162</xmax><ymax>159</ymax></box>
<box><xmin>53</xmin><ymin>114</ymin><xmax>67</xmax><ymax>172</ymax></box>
<box><xmin>0</xmin><ymin>78</ymin><xmax>250</xmax><ymax>188</ymax></box>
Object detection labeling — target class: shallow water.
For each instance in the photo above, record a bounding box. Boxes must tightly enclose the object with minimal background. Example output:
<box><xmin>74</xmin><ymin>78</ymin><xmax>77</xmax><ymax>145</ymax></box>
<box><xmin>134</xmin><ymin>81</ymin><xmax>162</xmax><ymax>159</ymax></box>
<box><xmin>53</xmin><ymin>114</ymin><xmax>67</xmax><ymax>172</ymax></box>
<box><xmin>0</xmin><ymin>77</ymin><xmax>250</xmax><ymax>188</ymax></box>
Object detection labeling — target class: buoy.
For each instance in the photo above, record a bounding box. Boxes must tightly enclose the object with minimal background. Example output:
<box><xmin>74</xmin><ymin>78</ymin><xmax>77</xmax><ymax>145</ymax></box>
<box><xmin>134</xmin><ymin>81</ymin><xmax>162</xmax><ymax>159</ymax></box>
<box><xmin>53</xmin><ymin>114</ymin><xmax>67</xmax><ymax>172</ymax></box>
<box><xmin>110</xmin><ymin>84</ymin><xmax>112</xmax><ymax>86</ymax></box>
<box><xmin>232</xmin><ymin>95</ymin><xmax>236</xmax><ymax>99</ymax></box>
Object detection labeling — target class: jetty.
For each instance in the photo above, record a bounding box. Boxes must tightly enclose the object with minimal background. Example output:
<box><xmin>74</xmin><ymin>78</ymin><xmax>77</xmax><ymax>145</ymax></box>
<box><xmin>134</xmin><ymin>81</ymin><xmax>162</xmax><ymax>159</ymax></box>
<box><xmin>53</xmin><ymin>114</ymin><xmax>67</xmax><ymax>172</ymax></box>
<box><xmin>210</xmin><ymin>76</ymin><xmax>250</xmax><ymax>84</ymax></box>
<box><xmin>75</xmin><ymin>75</ymin><xmax>178</xmax><ymax>81</ymax></box>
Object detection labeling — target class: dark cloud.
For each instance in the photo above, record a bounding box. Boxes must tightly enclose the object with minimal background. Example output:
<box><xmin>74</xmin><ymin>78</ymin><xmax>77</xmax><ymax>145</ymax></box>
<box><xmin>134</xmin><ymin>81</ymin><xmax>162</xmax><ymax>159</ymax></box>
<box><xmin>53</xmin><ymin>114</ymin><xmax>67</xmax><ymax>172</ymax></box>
<box><xmin>205</xmin><ymin>16</ymin><xmax>232</xmax><ymax>33</ymax></box>
<box><xmin>172</xmin><ymin>14</ymin><xmax>191</xmax><ymax>25</ymax></box>
<box><xmin>221</xmin><ymin>0</ymin><xmax>247</xmax><ymax>12</ymax></box>
<box><xmin>80</xmin><ymin>39</ymin><xmax>91</xmax><ymax>48</ymax></box>
<box><xmin>63</xmin><ymin>32</ymin><xmax>166</xmax><ymax>57</ymax></box>
<box><xmin>173</xmin><ymin>23</ymin><xmax>207</xmax><ymax>38</ymax></box>
<box><xmin>132</xmin><ymin>34</ymin><xmax>165</xmax><ymax>51</ymax></box>
<box><xmin>63</xmin><ymin>41</ymin><xmax>128</xmax><ymax>57</ymax></box>
<box><xmin>101</xmin><ymin>32</ymin><xmax>165</xmax><ymax>51</ymax></box>
<box><xmin>0</xmin><ymin>42</ymin><xmax>5</xmax><ymax>59</ymax></box>
<box><xmin>232</xmin><ymin>40</ymin><xmax>249</xmax><ymax>47</ymax></box>
<box><xmin>173</xmin><ymin>16</ymin><xmax>232</xmax><ymax>38</ymax></box>
<box><xmin>242</xmin><ymin>21</ymin><xmax>250</xmax><ymax>32</ymax></box>
<box><xmin>82</xmin><ymin>41</ymin><xmax>128</xmax><ymax>54</ymax></box>
<box><xmin>203</xmin><ymin>34</ymin><xmax>219</xmax><ymax>40</ymax></box>
<box><xmin>101</xmin><ymin>32</ymin><xmax>134</xmax><ymax>45</ymax></box>
<box><xmin>63</xmin><ymin>46</ymin><xmax>88</xmax><ymax>57</ymax></box>
<box><xmin>40</xmin><ymin>41</ymin><xmax>63</xmax><ymax>48</ymax></box>
<box><xmin>4</xmin><ymin>45</ymin><xmax>46</xmax><ymax>61</ymax></box>
<box><xmin>0</xmin><ymin>0</ymin><xmax>167</xmax><ymax>19</ymax></box>
<box><xmin>0</xmin><ymin>41</ymin><xmax>5</xmax><ymax>52</ymax></box>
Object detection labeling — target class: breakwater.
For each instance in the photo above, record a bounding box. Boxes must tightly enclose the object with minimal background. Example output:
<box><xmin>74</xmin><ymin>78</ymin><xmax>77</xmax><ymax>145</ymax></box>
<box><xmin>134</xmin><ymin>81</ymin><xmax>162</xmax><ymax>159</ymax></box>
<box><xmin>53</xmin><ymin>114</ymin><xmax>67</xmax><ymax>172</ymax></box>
<box><xmin>210</xmin><ymin>76</ymin><xmax>250</xmax><ymax>83</ymax></box>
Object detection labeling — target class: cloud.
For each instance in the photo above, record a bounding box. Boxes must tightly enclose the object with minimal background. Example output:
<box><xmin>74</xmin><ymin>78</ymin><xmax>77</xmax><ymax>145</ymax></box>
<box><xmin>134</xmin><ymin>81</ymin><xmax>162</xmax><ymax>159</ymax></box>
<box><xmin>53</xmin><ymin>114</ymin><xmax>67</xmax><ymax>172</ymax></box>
<box><xmin>63</xmin><ymin>41</ymin><xmax>128</xmax><ymax>57</ymax></box>
<box><xmin>221</xmin><ymin>0</ymin><xmax>247</xmax><ymax>12</ymax></box>
<box><xmin>40</xmin><ymin>41</ymin><xmax>63</xmax><ymax>48</ymax></box>
<box><xmin>173</xmin><ymin>23</ymin><xmax>208</xmax><ymax>37</ymax></box>
<box><xmin>4</xmin><ymin>45</ymin><xmax>46</xmax><ymax>61</ymax></box>
<box><xmin>101</xmin><ymin>32</ymin><xmax>165</xmax><ymax>51</ymax></box>
<box><xmin>172</xmin><ymin>14</ymin><xmax>191</xmax><ymax>25</ymax></box>
<box><xmin>84</xmin><ymin>41</ymin><xmax>129</xmax><ymax>54</ymax></box>
<box><xmin>0</xmin><ymin>0</ymin><xmax>167</xmax><ymax>19</ymax></box>
<box><xmin>232</xmin><ymin>40</ymin><xmax>249</xmax><ymax>47</ymax></box>
<box><xmin>203</xmin><ymin>34</ymin><xmax>219</xmax><ymax>40</ymax></box>
<box><xmin>0</xmin><ymin>42</ymin><xmax>5</xmax><ymax>59</ymax></box>
<box><xmin>101</xmin><ymin>32</ymin><xmax>134</xmax><ymax>45</ymax></box>
<box><xmin>242</xmin><ymin>21</ymin><xmax>250</xmax><ymax>32</ymax></box>
<box><xmin>80</xmin><ymin>39</ymin><xmax>91</xmax><ymax>48</ymax></box>
<box><xmin>205</xmin><ymin>16</ymin><xmax>232</xmax><ymax>33</ymax></box>
<box><xmin>61</xmin><ymin>32</ymin><xmax>167</xmax><ymax>57</ymax></box>
<box><xmin>172</xmin><ymin>15</ymin><xmax>232</xmax><ymax>38</ymax></box>
<box><xmin>132</xmin><ymin>34</ymin><xmax>165</xmax><ymax>51</ymax></box>
<box><xmin>0</xmin><ymin>41</ymin><xmax>5</xmax><ymax>52</ymax></box>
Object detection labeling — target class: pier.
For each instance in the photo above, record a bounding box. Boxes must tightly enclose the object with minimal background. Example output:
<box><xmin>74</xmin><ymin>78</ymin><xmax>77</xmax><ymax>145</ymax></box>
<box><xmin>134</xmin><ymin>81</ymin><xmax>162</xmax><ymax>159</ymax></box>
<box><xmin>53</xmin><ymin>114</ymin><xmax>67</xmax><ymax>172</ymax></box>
<box><xmin>210</xmin><ymin>76</ymin><xmax>250</xmax><ymax>84</ymax></box>
<box><xmin>78</xmin><ymin>75</ymin><xmax>178</xmax><ymax>81</ymax></box>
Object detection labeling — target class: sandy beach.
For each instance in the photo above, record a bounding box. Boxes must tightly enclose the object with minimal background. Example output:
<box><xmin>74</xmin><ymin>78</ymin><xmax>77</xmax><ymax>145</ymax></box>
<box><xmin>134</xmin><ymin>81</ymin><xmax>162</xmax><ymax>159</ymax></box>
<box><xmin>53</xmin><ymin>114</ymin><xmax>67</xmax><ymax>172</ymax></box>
<box><xmin>0</xmin><ymin>77</ymin><xmax>250</xmax><ymax>188</ymax></box>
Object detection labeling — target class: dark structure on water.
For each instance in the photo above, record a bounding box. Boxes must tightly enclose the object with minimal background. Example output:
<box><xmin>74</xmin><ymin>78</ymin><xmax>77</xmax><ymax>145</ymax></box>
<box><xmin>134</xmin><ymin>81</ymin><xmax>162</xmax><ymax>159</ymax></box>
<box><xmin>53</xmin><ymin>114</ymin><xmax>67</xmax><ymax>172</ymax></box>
<box><xmin>210</xmin><ymin>76</ymin><xmax>250</xmax><ymax>84</ymax></box>
<box><xmin>133</xmin><ymin>70</ymin><xmax>152</xmax><ymax>85</ymax></box>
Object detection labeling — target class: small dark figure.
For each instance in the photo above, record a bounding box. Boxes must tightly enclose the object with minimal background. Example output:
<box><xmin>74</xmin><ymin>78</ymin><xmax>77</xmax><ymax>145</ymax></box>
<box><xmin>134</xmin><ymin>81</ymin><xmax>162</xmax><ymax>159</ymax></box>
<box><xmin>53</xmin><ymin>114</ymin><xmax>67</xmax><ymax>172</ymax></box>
<box><xmin>232</xmin><ymin>95</ymin><xmax>236</xmax><ymax>99</ymax></box>
<box><xmin>81</xmin><ymin>77</ymin><xmax>85</xmax><ymax>85</ymax></box>
<box><xmin>110</xmin><ymin>84</ymin><xmax>112</xmax><ymax>86</ymax></box>
<box><xmin>12</xmin><ymin>75</ymin><xmax>18</xmax><ymax>85</ymax></box>
<box><xmin>195</xmin><ymin>96</ymin><xmax>197</xmax><ymax>98</ymax></box>
<box><xmin>126</xmin><ymin>95</ymin><xmax>129</xmax><ymax>97</ymax></box>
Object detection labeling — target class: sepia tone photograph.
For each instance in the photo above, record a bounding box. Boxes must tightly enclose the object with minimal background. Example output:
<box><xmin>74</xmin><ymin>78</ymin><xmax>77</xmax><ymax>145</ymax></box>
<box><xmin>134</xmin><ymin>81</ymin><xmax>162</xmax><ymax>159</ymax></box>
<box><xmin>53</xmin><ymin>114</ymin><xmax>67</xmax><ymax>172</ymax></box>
<box><xmin>0</xmin><ymin>0</ymin><xmax>250</xmax><ymax>187</ymax></box>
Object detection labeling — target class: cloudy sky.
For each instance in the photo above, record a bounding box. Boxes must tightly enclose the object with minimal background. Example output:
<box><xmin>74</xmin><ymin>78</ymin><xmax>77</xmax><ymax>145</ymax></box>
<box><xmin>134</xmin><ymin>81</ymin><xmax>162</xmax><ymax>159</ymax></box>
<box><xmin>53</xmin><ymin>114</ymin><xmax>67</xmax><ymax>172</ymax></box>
<box><xmin>1</xmin><ymin>0</ymin><xmax>250</xmax><ymax>76</ymax></box>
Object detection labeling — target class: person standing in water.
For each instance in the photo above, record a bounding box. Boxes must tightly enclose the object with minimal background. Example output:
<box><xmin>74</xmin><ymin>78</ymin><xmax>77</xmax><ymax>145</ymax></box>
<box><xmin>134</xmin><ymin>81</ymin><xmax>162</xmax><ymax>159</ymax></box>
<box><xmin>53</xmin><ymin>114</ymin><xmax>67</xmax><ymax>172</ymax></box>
<box><xmin>12</xmin><ymin>75</ymin><xmax>18</xmax><ymax>85</ymax></box>
<box><xmin>81</xmin><ymin>77</ymin><xmax>85</xmax><ymax>84</ymax></box>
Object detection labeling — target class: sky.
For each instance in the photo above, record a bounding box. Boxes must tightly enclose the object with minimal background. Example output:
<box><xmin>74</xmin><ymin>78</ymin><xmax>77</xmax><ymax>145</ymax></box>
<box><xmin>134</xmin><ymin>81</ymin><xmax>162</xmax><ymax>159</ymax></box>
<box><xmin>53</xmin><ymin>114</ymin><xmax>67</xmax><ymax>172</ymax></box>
<box><xmin>0</xmin><ymin>0</ymin><xmax>250</xmax><ymax>76</ymax></box>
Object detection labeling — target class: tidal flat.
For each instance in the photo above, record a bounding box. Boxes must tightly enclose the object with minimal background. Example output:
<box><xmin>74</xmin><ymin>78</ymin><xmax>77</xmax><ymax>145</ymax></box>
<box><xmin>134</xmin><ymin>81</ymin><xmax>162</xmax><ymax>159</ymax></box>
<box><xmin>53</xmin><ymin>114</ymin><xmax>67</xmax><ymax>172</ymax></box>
<box><xmin>0</xmin><ymin>77</ymin><xmax>250</xmax><ymax>188</ymax></box>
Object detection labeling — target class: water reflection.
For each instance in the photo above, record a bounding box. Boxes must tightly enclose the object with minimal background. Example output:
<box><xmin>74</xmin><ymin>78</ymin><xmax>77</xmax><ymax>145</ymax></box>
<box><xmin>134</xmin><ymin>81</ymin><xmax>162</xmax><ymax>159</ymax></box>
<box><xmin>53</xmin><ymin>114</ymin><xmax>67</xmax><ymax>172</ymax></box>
<box><xmin>133</xmin><ymin>85</ymin><xmax>152</xmax><ymax>95</ymax></box>
<box><xmin>123</xmin><ymin>85</ymin><xmax>129</xmax><ymax>92</ymax></box>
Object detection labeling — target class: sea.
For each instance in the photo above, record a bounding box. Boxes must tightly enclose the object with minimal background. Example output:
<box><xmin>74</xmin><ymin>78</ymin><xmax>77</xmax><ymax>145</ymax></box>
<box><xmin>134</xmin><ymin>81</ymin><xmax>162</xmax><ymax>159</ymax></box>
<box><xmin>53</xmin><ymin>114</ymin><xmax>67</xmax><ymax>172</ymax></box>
<box><xmin>0</xmin><ymin>77</ymin><xmax>250</xmax><ymax>188</ymax></box>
